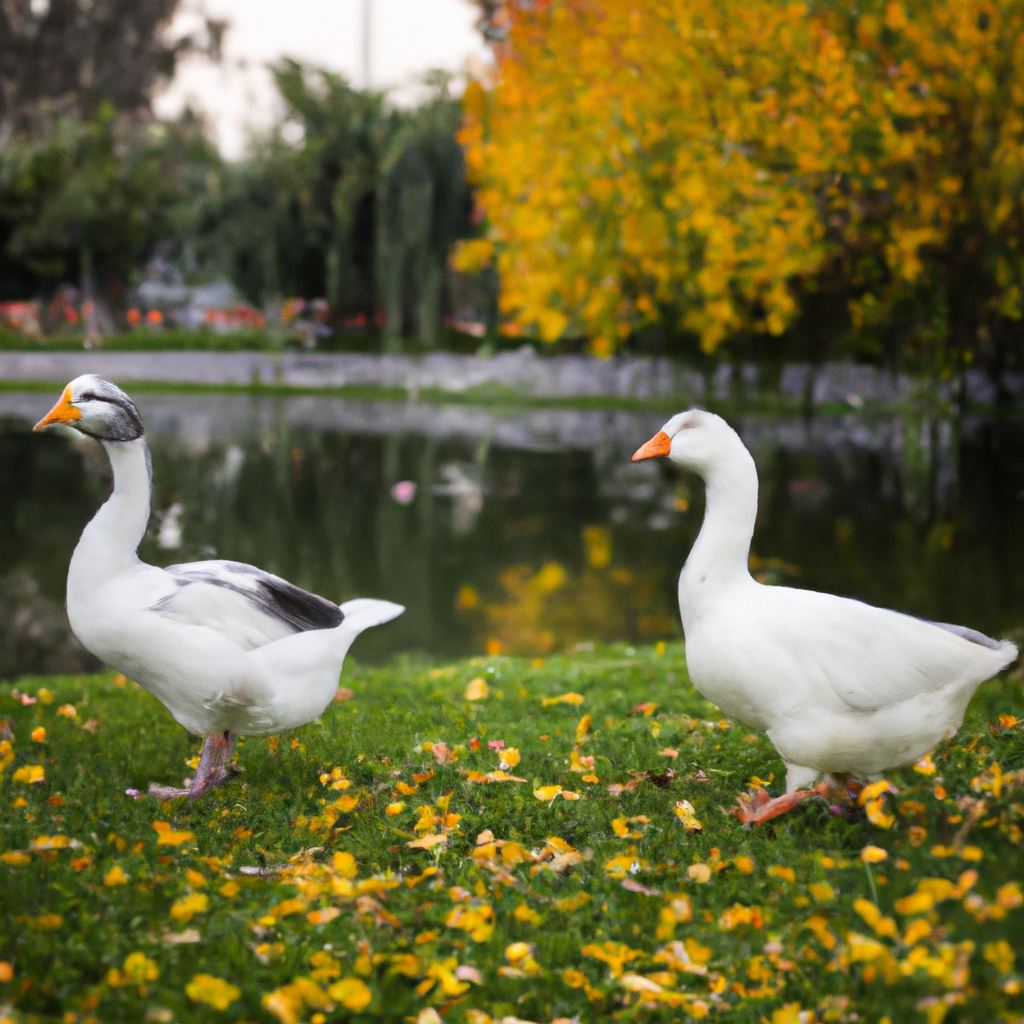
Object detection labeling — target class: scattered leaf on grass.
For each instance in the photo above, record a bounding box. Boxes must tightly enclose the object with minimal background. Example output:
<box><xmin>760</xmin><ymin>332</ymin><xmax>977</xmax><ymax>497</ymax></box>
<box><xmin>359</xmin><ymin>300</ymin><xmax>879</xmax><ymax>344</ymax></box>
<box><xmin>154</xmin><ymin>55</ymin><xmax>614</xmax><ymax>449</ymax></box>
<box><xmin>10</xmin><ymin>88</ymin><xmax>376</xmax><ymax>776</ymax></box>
<box><xmin>29</xmin><ymin>835</ymin><xmax>71</xmax><ymax>851</ymax></box>
<box><xmin>407</xmin><ymin>833</ymin><xmax>447</xmax><ymax>850</ymax></box>
<box><xmin>541</xmin><ymin>692</ymin><xmax>584</xmax><ymax>706</ymax></box>
<box><xmin>860</xmin><ymin>845</ymin><xmax>889</xmax><ymax>864</ymax></box>
<box><xmin>674</xmin><ymin>800</ymin><xmax>703</xmax><ymax>832</ymax></box>
<box><xmin>465</xmin><ymin>677</ymin><xmax>489</xmax><ymax>701</ymax></box>
<box><xmin>152</xmin><ymin>821</ymin><xmax>195</xmax><ymax>846</ymax></box>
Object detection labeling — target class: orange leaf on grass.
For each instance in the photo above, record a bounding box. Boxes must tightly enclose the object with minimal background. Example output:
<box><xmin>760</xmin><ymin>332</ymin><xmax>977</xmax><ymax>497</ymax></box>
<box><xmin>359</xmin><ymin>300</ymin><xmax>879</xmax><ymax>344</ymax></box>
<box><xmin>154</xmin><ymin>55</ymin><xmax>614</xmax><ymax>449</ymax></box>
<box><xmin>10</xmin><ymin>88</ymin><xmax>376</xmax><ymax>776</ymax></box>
<box><xmin>622</xmin><ymin>878</ymin><xmax>660</xmax><ymax>896</ymax></box>
<box><xmin>152</xmin><ymin>821</ymin><xmax>195</xmax><ymax>846</ymax></box>
<box><xmin>307</xmin><ymin>907</ymin><xmax>341</xmax><ymax>925</ymax></box>
<box><xmin>407</xmin><ymin>833</ymin><xmax>447</xmax><ymax>850</ymax></box>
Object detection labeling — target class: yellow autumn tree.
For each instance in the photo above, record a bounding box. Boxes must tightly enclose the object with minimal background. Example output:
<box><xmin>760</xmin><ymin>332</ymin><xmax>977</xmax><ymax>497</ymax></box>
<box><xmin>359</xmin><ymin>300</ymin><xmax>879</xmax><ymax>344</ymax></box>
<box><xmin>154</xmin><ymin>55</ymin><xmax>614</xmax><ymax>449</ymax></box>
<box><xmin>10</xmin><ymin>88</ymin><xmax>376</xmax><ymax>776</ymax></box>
<box><xmin>458</xmin><ymin>0</ymin><xmax>1024</xmax><ymax>365</ymax></box>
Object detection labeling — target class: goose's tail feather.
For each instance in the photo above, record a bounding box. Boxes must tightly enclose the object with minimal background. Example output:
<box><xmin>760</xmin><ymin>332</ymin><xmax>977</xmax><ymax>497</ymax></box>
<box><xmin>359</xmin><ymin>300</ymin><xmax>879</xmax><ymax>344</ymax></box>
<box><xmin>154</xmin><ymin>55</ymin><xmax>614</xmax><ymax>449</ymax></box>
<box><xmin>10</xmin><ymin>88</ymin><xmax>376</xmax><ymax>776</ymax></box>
<box><xmin>339</xmin><ymin>598</ymin><xmax>405</xmax><ymax>634</ymax></box>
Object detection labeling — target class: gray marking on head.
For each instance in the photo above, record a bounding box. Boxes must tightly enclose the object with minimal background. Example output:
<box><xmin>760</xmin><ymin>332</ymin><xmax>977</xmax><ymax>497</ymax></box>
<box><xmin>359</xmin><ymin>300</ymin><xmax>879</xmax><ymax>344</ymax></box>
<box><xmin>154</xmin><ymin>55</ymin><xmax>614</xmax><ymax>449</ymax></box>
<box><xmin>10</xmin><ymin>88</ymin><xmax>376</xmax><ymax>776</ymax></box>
<box><xmin>71</xmin><ymin>375</ymin><xmax>145</xmax><ymax>442</ymax></box>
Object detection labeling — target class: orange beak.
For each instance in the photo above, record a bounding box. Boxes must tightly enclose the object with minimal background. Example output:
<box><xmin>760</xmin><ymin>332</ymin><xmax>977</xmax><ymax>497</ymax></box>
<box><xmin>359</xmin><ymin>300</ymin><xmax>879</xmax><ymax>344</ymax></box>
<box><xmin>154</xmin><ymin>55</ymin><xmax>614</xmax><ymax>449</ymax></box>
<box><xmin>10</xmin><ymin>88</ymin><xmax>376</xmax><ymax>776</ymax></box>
<box><xmin>33</xmin><ymin>386</ymin><xmax>81</xmax><ymax>431</ymax></box>
<box><xmin>632</xmin><ymin>430</ymin><xmax>671</xmax><ymax>461</ymax></box>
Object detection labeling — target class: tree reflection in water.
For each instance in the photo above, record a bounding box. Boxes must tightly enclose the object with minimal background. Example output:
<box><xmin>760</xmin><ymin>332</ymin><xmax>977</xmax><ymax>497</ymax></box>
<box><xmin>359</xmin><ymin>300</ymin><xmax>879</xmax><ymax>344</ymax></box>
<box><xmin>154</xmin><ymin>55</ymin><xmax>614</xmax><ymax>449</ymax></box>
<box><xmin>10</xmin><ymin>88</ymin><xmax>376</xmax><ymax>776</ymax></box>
<box><xmin>0</xmin><ymin>393</ymin><xmax>1022</xmax><ymax>677</ymax></box>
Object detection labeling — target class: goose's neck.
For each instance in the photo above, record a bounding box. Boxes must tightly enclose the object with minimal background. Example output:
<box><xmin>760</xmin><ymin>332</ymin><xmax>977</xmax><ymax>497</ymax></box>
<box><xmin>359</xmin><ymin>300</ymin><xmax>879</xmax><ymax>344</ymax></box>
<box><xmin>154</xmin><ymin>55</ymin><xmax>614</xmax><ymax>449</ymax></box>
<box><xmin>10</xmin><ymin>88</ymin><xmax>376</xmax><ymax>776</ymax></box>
<box><xmin>681</xmin><ymin>441</ymin><xmax>758</xmax><ymax>597</ymax></box>
<box><xmin>70</xmin><ymin>437</ymin><xmax>152</xmax><ymax>584</ymax></box>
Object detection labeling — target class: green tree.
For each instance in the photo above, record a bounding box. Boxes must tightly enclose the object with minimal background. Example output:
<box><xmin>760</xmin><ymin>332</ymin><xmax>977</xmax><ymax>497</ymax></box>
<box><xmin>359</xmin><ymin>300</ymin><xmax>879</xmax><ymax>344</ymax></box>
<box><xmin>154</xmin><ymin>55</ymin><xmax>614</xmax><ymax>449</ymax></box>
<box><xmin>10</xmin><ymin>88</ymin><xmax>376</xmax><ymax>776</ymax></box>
<box><xmin>0</xmin><ymin>106</ymin><xmax>216</xmax><ymax>309</ymax></box>
<box><xmin>377</xmin><ymin>77</ymin><xmax>472</xmax><ymax>349</ymax></box>
<box><xmin>0</xmin><ymin>0</ymin><xmax>224</xmax><ymax>126</ymax></box>
<box><xmin>197</xmin><ymin>63</ymin><xmax>474</xmax><ymax>348</ymax></box>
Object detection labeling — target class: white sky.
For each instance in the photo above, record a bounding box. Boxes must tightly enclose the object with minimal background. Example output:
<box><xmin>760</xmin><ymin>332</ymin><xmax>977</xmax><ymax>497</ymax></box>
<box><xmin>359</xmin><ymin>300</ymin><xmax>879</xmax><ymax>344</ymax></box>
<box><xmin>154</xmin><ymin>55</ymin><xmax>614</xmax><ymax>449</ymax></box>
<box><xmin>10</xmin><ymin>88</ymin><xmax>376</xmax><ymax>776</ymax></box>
<box><xmin>154</xmin><ymin>0</ymin><xmax>488</xmax><ymax>160</ymax></box>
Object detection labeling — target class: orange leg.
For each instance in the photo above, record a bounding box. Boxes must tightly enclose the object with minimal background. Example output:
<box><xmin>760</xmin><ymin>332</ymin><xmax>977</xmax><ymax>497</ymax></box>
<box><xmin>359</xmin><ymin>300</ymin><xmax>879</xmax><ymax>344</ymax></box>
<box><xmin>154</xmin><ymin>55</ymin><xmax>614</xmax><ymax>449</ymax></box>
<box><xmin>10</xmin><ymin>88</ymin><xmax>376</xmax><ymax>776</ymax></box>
<box><xmin>127</xmin><ymin>731</ymin><xmax>238</xmax><ymax>801</ymax></box>
<box><xmin>730</xmin><ymin>776</ymin><xmax>853</xmax><ymax>825</ymax></box>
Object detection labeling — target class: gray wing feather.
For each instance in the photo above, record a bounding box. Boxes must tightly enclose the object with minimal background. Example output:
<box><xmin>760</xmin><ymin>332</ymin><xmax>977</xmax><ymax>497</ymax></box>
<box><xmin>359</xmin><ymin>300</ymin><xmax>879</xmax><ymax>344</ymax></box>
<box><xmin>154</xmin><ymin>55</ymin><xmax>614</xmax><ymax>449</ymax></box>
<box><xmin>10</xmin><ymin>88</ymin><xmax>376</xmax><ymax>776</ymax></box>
<box><xmin>926</xmin><ymin>620</ymin><xmax>1005</xmax><ymax>651</ymax></box>
<box><xmin>154</xmin><ymin>560</ymin><xmax>343</xmax><ymax>634</ymax></box>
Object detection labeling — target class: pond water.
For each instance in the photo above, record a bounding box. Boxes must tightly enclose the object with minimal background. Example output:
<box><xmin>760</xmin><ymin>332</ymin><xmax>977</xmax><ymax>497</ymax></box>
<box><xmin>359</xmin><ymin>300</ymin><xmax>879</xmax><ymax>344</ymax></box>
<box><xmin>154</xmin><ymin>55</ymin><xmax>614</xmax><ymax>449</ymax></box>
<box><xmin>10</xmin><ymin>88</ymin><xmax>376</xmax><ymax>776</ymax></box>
<box><xmin>1</xmin><ymin>390</ymin><xmax>1023</xmax><ymax>678</ymax></box>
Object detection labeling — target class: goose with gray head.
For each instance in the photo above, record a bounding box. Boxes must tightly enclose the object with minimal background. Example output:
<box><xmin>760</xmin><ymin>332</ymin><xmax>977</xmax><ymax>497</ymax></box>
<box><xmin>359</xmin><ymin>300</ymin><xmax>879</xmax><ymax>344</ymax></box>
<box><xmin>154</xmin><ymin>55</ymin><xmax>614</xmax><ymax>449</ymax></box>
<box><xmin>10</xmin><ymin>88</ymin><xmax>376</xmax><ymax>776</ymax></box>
<box><xmin>35</xmin><ymin>375</ymin><xmax>404</xmax><ymax>800</ymax></box>
<box><xmin>634</xmin><ymin>410</ymin><xmax>1018</xmax><ymax>821</ymax></box>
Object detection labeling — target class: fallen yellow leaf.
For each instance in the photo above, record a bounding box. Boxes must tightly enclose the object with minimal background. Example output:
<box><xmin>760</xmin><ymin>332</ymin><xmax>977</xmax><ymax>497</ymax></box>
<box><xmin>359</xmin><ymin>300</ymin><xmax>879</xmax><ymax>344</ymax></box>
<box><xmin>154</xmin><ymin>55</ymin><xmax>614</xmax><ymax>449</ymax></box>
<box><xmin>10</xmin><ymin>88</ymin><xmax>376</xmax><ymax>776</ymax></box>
<box><xmin>465</xmin><ymin>678</ymin><xmax>489</xmax><ymax>701</ymax></box>
<box><xmin>103</xmin><ymin>866</ymin><xmax>128</xmax><ymax>886</ymax></box>
<box><xmin>500</xmin><ymin>747</ymin><xmax>521</xmax><ymax>769</ymax></box>
<box><xmin>687</xmin><ymin>863</ymin><xmax>712</xmax><ymax>884</ymax></box>
<box><xmin>674</xmin><ymin>800</ymin><xmax>703</xmax><ymax>833</ymax></box>
<box><xmin>407</xmin><ymin>833</ymin><xmax>447</xmax><ymax>850</ymax></box>
<box><xmin>860</xmin><ymin>845</ymin><xmax>888</xmax><ymax>864</ymax></box>
<box><xmin>152</xmin><ymin>821</ymin><xmax>195</xmax><ymax>847</ymax></box>
<box><xmin>328</xmin><ymin>977</ymin><xmax>373</xmax><ymax>1010</ymax></box>
<box><xmin>307</xmin><ymin>907</ymin><xmax>341</xmax><ymax>925</ymax></box>
<box><xmin>541</xmin><ymin>692</ymin><xmax>584</xmax><ymax>707</ymax></box>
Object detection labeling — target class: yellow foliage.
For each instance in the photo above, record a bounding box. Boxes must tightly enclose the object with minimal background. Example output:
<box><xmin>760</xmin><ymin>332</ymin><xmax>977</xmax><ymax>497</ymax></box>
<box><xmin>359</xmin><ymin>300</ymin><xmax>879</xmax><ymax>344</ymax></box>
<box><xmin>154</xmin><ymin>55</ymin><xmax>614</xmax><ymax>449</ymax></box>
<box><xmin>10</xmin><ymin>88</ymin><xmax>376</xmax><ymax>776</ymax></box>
<box><xmin>122</xmin><ymin>953</ymin><xmax>159</xmax><ymax>985</ymax></box>
<box><xmin>186</xmin><ymin>974</ymin><xmax>240</xmax><ymax>1010</ymax></box>
<box><xmin>464</xmin><ymin>0</ymin><xmax>1024</xmax><ymax>355</ymax></box>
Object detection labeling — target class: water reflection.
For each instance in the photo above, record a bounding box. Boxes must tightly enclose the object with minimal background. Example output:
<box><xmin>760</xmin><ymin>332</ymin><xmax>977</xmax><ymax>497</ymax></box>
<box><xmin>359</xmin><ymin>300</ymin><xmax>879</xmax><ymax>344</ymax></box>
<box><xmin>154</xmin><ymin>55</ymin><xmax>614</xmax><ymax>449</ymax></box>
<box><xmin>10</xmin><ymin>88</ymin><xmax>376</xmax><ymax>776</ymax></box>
<box><xmin>0</xmin><ymin>391</ymin><xmax>1022</xmax><ymax>678</ymax></box>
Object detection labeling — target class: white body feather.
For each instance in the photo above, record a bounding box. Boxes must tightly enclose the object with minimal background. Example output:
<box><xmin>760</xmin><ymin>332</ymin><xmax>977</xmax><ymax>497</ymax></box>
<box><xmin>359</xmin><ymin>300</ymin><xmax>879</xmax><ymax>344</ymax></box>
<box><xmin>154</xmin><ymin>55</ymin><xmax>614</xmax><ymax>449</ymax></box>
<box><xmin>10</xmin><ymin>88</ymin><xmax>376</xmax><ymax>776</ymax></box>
<box><xmin>66</xmin><ymin>436</ymin><xmax>402</xmax><ymax>737</ymax></box>
<box><xmin>657</xmin><ymin>410</ymin><xmax>1017</xmax><ymax>790</ymax></box>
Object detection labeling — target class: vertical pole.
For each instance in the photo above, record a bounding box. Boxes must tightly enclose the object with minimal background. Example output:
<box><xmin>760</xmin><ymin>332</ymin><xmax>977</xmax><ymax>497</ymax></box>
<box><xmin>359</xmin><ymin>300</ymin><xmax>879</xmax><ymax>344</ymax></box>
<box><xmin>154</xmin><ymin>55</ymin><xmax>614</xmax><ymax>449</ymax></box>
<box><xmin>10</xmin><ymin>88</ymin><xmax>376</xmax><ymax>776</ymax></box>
<box><xmin>362</xmin><ymin>0</ymin><xmax>372</xmax><ymax>89</ymax></box>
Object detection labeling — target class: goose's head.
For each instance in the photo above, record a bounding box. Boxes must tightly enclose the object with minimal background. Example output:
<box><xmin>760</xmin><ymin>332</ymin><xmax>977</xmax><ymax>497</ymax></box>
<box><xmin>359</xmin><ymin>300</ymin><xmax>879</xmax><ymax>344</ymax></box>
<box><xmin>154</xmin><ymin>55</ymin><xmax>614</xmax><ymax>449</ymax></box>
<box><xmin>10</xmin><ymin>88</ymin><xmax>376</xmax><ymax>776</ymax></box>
<box><xmin>632</xmin><ymin>409</ymin><xmax>737</xmax><ymax>473</ymax></box>
<box><xmin>33</xmin><ymin>375</ymin><xmax>144</xmax><ymax>442</ymax></box>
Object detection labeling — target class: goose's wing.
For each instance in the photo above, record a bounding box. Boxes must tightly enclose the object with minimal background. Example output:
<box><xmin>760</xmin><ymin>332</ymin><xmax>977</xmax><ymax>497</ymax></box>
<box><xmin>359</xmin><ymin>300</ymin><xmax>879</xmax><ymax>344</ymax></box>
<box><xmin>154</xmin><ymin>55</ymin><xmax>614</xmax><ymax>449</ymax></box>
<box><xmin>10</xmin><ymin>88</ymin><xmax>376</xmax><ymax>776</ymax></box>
<box><xmin>761</xmin><ymin>587</ymin><xmax>1017</xmax><ymax>714</ymax></box>
<box><xmin>149</xmin><ymin>560</ymin><xmax>343</xmax><ymax>651</ymax></box>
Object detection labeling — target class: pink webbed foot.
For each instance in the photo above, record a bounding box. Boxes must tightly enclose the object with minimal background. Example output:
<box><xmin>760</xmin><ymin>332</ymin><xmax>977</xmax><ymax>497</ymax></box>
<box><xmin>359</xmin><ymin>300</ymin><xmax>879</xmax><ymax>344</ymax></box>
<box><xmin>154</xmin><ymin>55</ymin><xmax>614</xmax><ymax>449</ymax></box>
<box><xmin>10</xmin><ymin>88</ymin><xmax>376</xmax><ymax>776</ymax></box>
<box><xmin>730</xmin><ymin>785</ymin><xmax>818</xmax><ymax>825</ymax></box>
<box><xmin>729</xmin><ymin>775</ymin><xmax>855</xmax><ymax>825</ymax></box>
<box><xmin>127</xmin><ymin>731</ymin><xmax>238</xmax><ymax>801</ymax></box>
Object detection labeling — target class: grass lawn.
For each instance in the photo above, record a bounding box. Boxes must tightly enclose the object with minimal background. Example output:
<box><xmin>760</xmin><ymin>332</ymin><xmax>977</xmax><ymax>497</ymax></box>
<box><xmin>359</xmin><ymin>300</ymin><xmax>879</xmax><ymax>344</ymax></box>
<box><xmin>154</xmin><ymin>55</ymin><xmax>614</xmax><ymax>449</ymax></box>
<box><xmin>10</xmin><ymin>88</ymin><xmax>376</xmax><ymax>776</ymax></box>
<box><xmin>1</xmin><ymin>643</ymin><xmax>1022</xmax><ymax>1024</ymax></box>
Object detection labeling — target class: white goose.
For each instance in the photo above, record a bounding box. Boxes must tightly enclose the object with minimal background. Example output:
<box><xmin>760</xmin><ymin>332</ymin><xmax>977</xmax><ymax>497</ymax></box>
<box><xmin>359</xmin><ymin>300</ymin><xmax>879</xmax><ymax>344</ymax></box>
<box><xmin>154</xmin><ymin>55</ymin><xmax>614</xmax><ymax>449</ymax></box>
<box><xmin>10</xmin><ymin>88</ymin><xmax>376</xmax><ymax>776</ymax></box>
<box><xmin>35</xmin><ymin>376</ymin><xmax>403</xmax><ymax>800</ymax></box>
<box><xmin>634</xmin><ymin>410</ymin><xmax>1017</xmax><ymax>818</ymax></box>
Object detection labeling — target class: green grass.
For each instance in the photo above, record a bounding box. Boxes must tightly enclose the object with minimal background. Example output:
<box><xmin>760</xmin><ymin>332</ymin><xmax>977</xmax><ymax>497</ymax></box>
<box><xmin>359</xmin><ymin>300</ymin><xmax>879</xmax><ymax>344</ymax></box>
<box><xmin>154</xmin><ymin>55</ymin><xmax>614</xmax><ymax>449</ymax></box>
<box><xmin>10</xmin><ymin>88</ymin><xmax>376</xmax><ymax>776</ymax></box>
<box><xmin>1</xmin><ymin>644</ymin><xmax>1022</xmax><ymax>1024</ymax></box>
